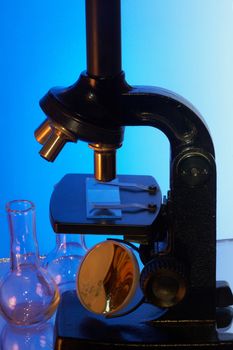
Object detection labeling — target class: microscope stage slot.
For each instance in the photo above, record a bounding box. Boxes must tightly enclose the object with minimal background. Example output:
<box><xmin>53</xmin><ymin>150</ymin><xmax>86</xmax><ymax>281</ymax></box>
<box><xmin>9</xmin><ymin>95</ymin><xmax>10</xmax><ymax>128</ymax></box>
<box><xmin>50</xmin><ymin>174</ymin><xmax>162</xmax><ymax>239</ymax></box>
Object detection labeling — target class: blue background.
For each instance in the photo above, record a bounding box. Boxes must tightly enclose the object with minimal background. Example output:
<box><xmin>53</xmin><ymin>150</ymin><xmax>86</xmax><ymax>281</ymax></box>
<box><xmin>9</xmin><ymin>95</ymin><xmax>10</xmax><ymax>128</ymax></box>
<box><xmin>1</xmin><ymin>0</ymin><xmax>233</xmax><ymax>257</ymax></box>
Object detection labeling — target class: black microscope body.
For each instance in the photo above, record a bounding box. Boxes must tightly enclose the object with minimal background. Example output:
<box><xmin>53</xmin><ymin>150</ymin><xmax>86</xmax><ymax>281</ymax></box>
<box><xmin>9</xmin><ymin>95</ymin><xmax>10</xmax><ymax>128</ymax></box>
<box><xmin>35</xmin><ymin>1</ymin><xmax>233</xmax><ymax>348</ymax></box>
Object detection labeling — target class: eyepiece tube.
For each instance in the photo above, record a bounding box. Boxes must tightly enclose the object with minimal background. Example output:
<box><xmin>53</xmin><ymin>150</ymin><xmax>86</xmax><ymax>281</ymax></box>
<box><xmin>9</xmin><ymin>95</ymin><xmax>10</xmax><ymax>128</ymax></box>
<box><xmin>86</xmin><ymin>0</ymin><xmax>122</xmax><ymax>77</ymax></box>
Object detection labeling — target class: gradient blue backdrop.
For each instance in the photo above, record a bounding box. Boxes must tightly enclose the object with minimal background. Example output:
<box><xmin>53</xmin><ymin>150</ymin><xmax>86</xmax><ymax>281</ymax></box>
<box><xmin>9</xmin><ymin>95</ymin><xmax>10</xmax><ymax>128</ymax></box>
<box><xmin>1</xmin><ymin>0</ymin><xmax>233</xmax><ymax>257</ymax></box>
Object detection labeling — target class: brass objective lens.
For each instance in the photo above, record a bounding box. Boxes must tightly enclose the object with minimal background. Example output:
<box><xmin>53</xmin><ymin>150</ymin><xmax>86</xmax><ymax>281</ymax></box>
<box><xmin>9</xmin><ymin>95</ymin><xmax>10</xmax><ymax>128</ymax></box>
<box><xmin>89</xmin><ymin>143</ymin><xmax>121</xmax><ymax>182</ymax></box>
<box><xmin>34</xmin><ymin>119</ymin><xmax>76</xmax><ymax>162</ymax></box>
<box><xmin>39</xmin><ymin>129</ymin><xmax>68</xmax><ymax>162</ymax></box>
<box><xmin>34</xmin><ymin>119</ymin><xmax>53</xmax><ymax>145</ymax></box>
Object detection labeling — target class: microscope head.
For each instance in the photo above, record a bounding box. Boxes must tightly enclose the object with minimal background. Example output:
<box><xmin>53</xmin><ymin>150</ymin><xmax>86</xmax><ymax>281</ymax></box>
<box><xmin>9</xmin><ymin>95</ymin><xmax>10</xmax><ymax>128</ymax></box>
<box><xmin>34</xmin><ymin>0</ymin><xmax>126</xmax><ymax>182</ymax></box>
<box><xmin>34</xmin><ymin>71</ymin><xmax>127</xmax><ymax>182</ymax></box>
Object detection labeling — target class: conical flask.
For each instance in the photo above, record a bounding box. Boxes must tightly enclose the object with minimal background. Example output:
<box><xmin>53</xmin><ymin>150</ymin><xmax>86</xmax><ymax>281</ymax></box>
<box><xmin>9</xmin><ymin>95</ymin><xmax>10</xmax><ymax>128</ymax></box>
<box><xmin>43</xmin><ymin>233</ymin><xmax>87</xmax><ymax>293</ymax></box>
<box><xmin>0</xmin><ymin>200</ymin><xmax>60</xmax><ymax>326</ymax></box>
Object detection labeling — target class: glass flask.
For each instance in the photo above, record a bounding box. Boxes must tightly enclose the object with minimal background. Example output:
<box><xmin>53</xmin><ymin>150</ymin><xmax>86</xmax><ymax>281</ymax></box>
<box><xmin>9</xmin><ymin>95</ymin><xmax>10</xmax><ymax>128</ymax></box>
<box><xmin>43</xmin><ymin>233</ymin><xmax>88</xmax><ymax>293</ymax></box>
<box><xmin>0</xmin><ymin>200</ymin><xmax>60</xmax><ymax>326</ymax></box>
<box><xmin>1</xmin><ymin>320</ymin><xmax>54</xmax><ymax>350</ymax></box>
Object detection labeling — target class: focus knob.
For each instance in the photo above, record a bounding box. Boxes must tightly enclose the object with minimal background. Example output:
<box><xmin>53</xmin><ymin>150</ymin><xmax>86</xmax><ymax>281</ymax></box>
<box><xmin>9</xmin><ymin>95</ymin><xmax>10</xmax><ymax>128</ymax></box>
<box><xmin>140</xmin><ymin>257</ymin><xmax>187</xmax><ymax>308</ymax></box>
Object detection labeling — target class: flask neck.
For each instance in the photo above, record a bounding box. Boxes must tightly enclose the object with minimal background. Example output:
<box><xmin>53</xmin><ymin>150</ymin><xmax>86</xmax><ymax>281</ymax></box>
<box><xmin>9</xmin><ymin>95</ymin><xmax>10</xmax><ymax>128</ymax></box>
<box><xmin>6</xmin><ymin>200</ymin><xmax>40</xmax><ymax>270</ymax></box>
<box><xmin>56</xmin><ymin>234</ymin><xmax>87</xmax><ymax>254</ymax></box>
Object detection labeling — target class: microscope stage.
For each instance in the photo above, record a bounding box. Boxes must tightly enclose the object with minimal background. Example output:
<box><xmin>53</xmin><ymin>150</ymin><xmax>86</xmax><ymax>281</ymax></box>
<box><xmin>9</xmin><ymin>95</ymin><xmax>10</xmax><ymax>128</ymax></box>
<box><xmin>50</xmin><ymin>174</ymin><xmax>162</xmax><ymax>241</ymax></box>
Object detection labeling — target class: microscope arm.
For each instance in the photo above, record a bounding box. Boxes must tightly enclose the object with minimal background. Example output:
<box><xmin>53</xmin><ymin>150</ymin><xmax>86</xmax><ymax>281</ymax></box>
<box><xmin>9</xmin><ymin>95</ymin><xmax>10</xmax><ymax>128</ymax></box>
<box><xmin>120</xmin><ymin>85</ymin><xmax>214</xmax><ymax>158</ymax></box>
<box><xmin>119</xmin><ymin>85</ymin><xmax>216</xmax><ymax>321</ymax></box>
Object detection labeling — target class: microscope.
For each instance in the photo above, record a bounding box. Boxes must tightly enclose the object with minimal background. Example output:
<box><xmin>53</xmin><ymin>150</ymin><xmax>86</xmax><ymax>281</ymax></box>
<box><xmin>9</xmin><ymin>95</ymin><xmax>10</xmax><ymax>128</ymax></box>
<box><xmin>35</xmin><ymin>1</ymin><xmax>233</xmax><ymax>349</ymax></box>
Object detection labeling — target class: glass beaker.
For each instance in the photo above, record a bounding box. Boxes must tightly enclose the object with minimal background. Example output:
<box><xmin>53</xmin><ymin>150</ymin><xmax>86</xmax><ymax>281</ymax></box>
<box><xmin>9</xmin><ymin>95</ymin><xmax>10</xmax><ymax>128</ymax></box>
<box><xmin>43</xmin><ymin>233</ymin><xmax>87</xmax><ymax>293</ymax></box>
<box><xmin>0</xmin><ymin>200</ymin><xmax>60</xmax><ymax>326</ymax></box>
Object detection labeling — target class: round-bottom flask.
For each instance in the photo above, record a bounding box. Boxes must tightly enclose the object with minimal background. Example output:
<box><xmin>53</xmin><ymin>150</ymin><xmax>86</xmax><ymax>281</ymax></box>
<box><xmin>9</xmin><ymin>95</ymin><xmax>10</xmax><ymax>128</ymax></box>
<box><xmin>43</xmin><ymin>233</ymin><xmax>87</xmax><ymax>293</ymax></box>
<box><xmin>1</xmin><ymin>320</ymin><xmax>54</xmax><ymax>350</ymax></box>
<box><xmin>0</xmin><ymin>200</ymin><xmax>60</xmax><ymax>326</ymax></box>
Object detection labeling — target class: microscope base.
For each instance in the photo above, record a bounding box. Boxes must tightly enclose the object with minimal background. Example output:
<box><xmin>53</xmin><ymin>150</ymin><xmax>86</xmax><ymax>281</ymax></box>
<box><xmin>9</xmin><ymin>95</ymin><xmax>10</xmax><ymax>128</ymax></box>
<box><xmin>55</xmin><ymin>291</ymin><xmax>233</xmax><ymax>350</ymax></box>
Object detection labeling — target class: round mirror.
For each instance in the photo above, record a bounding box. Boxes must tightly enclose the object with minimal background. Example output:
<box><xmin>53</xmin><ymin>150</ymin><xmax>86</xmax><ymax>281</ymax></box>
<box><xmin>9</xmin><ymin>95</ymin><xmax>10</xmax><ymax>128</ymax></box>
<box><xmin>76</xmin><ymin>240</ymin><xmax>140</xmax><ymax>315</ymax></box>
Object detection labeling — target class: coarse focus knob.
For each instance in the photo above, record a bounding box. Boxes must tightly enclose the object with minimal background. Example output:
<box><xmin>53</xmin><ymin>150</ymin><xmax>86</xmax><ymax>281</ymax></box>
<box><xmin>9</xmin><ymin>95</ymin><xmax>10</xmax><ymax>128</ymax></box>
<box><xmin>140</xmin><ymin>257</ymin><xmax>187</xmax><ymax>308</ymax></box>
